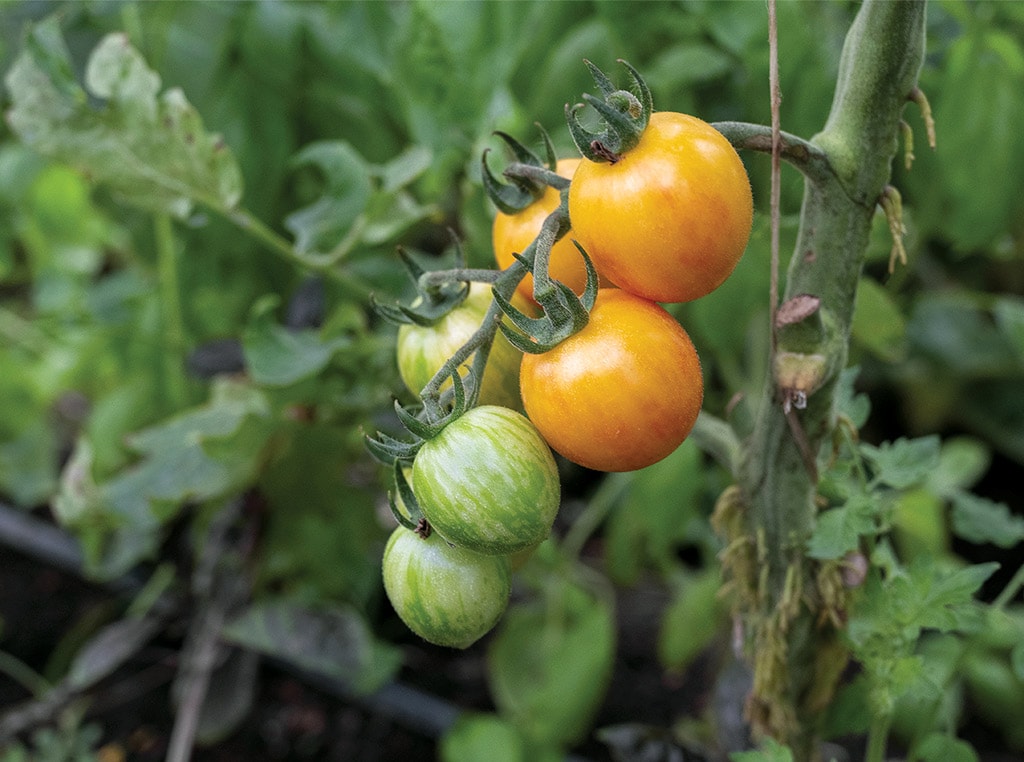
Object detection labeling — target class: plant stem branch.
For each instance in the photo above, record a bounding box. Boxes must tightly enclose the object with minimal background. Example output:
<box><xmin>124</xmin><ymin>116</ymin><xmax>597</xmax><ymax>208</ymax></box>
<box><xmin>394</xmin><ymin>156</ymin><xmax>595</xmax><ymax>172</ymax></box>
<box><xmin>712</xmin><ymin>122</ymin><xmax>833</xmax><ymax>184</ymax></box>
<box><xmin>731</xmin><ymin>2</ymin><xmax>927</xmax><ymax>757</ymax></box>
<box><xmin>993</xmin><ymin>562</ymin><xmax>1024</xmax><ymax>610</ymax></box>
<box><xmin>864</xmin><ymin>713</ymin><xmax>891</xmax><ymax>762</ymax></box>
<box><xmin>154</xmin><ymin>213</ymin><xmax>189</xmax><ymax>409</ymax></box>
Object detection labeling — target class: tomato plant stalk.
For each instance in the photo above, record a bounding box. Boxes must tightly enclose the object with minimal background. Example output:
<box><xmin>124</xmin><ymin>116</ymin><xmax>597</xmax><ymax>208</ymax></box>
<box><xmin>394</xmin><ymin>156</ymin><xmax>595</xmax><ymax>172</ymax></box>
<box><xmin>717</xmin><ymin>2</ymin><xmax>928</xmax><ymax>759</ymax></box>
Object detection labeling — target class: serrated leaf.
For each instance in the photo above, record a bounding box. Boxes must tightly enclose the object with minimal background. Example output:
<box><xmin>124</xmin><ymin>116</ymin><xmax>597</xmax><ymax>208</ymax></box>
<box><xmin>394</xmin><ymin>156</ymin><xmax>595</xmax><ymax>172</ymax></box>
<box><xmin>835</xmin><ymin>366</ymin><xmax>871</xmax><ymax>428</ymax></box>
<box><xmin>950</xmin><ymin>491</ymin><xmax>1024</xmax><ymax>548</ymax></box>
<box><xmin>928</xmin><ymin>437</ymin><xmax>991</xmax><ymax>497</ymax></box>
<box><xmin>221</xmin><ymin>599</ymin><xmax>400</xmax><ymax>694</ymax></box>
<box><xmin>914</xmin><ymin>561</ymin><xmax>998</xmax><ymax>633</ymax></box>
<box><xmin>72</xmin><ymin>381</ymin><xmax>273</xmax><ymax>578</ymax></box>
<box><xmin>5</xmin><ymin>21</ymin><xmax>242</xmax><ymax>217</ymax></box>
<box><xmin>849</xmin><ymin>560</ymin><xmax>997</xmax><ymax>652</ymax></box>
<box><xmin>807</xmin><ymin>494</ymin><xmax>878</xmax><ymax>560</ymax></box>
<box><xmin>241</xmin><ymin>295</ymin><xmax>349</xmax><ymax>386</ymax></box>
<box><xmin>861</xmin><ymin>436</ymin><xmax>940</xmax><ymax>490</ymax></box>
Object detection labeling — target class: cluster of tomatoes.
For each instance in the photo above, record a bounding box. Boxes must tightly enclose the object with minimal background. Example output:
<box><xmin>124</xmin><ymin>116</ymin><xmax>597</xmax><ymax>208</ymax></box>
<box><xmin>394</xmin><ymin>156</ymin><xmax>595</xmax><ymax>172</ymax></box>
<box><xmin>374</xmin><ymin>61</ymin><xmax>753</xmax><ymax>648</ymax></box>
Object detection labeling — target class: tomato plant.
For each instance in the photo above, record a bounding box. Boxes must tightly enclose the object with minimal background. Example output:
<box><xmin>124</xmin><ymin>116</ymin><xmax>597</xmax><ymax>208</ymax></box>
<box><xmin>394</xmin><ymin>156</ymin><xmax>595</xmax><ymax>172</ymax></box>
<box><xmin>568</xmin><ymin>111</ymin><xmax>753</xmax><ymax>304</ymax></box>
<box><xmin>396</xmin><ymin>283</ymin><xmax>522</xmax><ymax>409</ymax></box>
<box><xmin>412</xmin><ymin>405</ymin><xmax>561</xmax><ymax>554</ymax></box>
<box><xmin>382</xmin><ymin>527</ymin><xmax>512</xmax><ymax>649</ymax></box>
<box><xmin>519</xmin><ymin>288</ymin><xmax>703</xmax><ymax>472</ymax></box>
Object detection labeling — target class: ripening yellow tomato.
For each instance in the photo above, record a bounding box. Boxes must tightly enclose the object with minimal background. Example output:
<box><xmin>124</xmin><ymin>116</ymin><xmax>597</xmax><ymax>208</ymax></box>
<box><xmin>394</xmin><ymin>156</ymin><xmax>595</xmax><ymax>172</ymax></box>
<box><xmin>520</xmin><ymin>289</ymin><xmax>703</xmax><ymax>472</ymax></box>
<box><xmin>568</xmin><ymin>112</ymin><xmax>753</xmax><ymax>303</ymax></box>
<box><xmin>493</xmin><ymin>158</ymin><xmax>611</xmax><ymax>305</ymax></box>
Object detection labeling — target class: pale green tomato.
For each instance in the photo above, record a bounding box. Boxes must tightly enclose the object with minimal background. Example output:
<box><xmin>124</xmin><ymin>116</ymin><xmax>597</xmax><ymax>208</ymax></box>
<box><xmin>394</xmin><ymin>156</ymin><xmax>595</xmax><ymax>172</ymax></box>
<box><xmin>383</xmin><ymin>527</ymin><xmax>511</xmax><ymax>649</ymax></box>
<box><xmin>413</xmin><ymin>406</ymin><xmax>560</xmax><ymax>555</ymax></box>
<box><xmin>396</xmin><ymin>284</ymin><xmax>522</xmax><ymax>409</ymax></box>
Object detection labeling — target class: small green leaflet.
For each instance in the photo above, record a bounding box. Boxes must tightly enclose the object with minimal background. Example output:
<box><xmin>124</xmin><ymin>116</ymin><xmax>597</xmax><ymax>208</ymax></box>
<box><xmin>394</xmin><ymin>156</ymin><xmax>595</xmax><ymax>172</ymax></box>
<box><xmin>861</xmin><ymin>435</ymin><xmax>940</xmax><ymax>489</ymax></box>
<box><xmin>951</xmin><ymin>492</ymin><xmax>1024</xmax><ymax>548</ymax></box>
<box><xmin>5</xmin><ymin>19</ymin><xmax>242</xmax><ymax>217</ymax></box>
<box><xmin>807</xmin><ymin>494</ymin><xmax>878</xmax><ymax>560</ymax></box>
<box><xmin>241</xmin><ymin>295</ymin><xmax>349</xmax><ymax>387</ymax></box>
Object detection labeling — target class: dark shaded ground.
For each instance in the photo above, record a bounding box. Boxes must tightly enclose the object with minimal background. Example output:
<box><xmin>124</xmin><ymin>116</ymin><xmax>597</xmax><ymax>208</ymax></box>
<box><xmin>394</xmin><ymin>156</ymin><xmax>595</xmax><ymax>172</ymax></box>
<box><xmin>1</xmin><ymin>513</ymin><xmax>1022</xmax><ymax>762</ymax></box>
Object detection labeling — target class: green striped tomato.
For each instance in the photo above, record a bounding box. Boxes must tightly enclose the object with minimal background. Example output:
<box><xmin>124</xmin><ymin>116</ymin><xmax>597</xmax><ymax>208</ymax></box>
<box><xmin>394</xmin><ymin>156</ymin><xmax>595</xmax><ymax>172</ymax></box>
<box><xmin>396</xmin><ymin>283</ymin><xmax>522</xmax><ymax>409</ymax></box>
<box><xmin>413</xmin><ymin>405</ymin><xmax>560</xmax><ymax>555</ymax></box>
<box><xmin>382</xmin><ymin>527</ymin><xmax>511</xmax><ymax>648</ymax></box>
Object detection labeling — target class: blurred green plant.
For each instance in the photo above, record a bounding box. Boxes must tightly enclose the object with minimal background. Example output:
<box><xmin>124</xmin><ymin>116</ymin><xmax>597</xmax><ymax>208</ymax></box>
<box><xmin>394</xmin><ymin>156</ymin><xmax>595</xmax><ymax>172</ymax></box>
<box><xmin>0</xmin><ymin>2</ymin><xmax>1021</xmax><ymax>761</ymax></box>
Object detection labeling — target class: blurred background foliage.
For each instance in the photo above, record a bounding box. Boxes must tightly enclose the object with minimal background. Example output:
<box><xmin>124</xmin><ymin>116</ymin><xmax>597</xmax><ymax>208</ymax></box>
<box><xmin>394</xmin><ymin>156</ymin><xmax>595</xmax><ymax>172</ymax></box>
<box><xmin>0</xmin><ymin>0</ymin><xmax>1022</xmax><ymax>758</ymax></box>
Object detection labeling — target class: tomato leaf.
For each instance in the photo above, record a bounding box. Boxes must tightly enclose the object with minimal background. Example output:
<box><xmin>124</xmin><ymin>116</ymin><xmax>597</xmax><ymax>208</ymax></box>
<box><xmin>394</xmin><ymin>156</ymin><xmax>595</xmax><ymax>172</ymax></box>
<box><xmin>221</xmin><ymin>599</ymin><xmax>401</xmax><ymax>695</ymax></box>
<box><xmin>657</xmin><ymin>568</ymin><xmax>724</xmax><ymax>673</ymax></box>
<box><xmin>67</xmin><ymin>381</ymin><xmax>273</xmax><ymax>579</ymax></box>
<box><xmin>807</xmin><ymin>494</ymin><xmax>879</xmax><ymax>560</ymax></box>
<box><xmin>729</xmin><ymin>737</ymin><xmax>794</xmax><ymax>762</ymax></box>
<box><xmin>950</xmin><ymin>491</ymin><xmax>1024</xmax><ymax>548</ymax></box>
<box><xmin>914</xmin><ymin>733</ymin><xmax>979</xmax><ymax>762</ymax></box>
<box><xmin>241</xmin><ymin>294</ymin><xmax>350</xmax><ymax>387</ymax></box>
<box><xmin>605</xmin><ymin>440</ymin><xmax>708</xmax><ymax>585</ymax></box>
<box><xmin>487</xmin><ymin>577</ymin><xmax>615</xmax><ymax>747</ymax></box>
<box><xmin>861</xmin><ymin>435</ymin><xmax>940</xmax><ymax>490</ymax></box>
<box><xmin>440</xmin><ymin>714</ymin><xmax>527</xmax><ymax>762</ymax></box>
<box><xmin>5</xmin><ymin>20</ymin><xmax>242</xmax><ymax>217</ymax></box>
<box><xmin>852</xmin><ymin>276</ymin><xmax>907</xmax><ymax>362</ymax></box>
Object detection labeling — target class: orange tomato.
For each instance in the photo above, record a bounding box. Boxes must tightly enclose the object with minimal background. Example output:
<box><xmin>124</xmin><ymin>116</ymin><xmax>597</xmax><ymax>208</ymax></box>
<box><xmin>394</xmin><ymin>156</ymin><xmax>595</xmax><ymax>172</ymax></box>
<box><xmin>493</xmin><ymin>158</ymin><xmax>609</xmax><ymax>305</ymax></box>
<box><xmin>568</xmin><ymin>111</ymin><xmax>752</xmax><ymax>303</ymax></box>
<box><xmin>519</xmin><ymin>289</ymin><xmax>703</xmax><ymax>472</ymax></box>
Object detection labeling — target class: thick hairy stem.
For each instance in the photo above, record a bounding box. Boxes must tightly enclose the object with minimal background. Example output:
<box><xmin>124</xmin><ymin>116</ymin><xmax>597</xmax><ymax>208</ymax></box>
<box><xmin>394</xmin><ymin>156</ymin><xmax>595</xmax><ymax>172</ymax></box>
<box><xmin>733</xmin><ymin>2</ymin><xmax>927</xmax><ymax>758</ymax></box>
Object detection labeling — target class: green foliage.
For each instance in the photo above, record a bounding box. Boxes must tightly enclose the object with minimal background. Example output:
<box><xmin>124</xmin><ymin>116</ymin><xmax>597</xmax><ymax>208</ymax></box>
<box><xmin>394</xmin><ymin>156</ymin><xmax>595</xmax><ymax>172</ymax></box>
<box><xmin>0</xmin><ymin>2</ymin><xmax>1022</xmax><ymax>760</ymax></box>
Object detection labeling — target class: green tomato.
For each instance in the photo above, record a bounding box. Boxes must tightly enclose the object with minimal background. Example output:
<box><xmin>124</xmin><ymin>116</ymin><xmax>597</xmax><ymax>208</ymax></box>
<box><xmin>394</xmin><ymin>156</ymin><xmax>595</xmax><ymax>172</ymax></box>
<box><xmin>413</xmin><ymin>405</ymin><xmax>560</xmax><ymax>555</ymax></box>
<box><xmin>396</xmin><ymin>283</ymin><xmax>522</xmax><ymax>409</ymax></box>
<box><xmin>382</xmin><ymin>527</ymin><xmax>511</xmax><ymax>649</ymax></box>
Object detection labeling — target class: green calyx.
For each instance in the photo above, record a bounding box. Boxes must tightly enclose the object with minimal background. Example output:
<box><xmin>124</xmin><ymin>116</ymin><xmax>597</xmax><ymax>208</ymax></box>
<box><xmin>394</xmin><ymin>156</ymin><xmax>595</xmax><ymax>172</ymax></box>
<box><xmin>482</xmin><ymin>127</ymin><xmax>568</xmax><ymax>215</ymax></box>
<box><xmin>365</xmin><ymin>361</ymin><xmax>474</xmax><ymax>465</ymax></box>
<box><xmin>387</xmin><ymin>461</ymin><xmax>430</xmax><ymax>536</ymax></box>
<box><xmin>492</xmin><ymin>200</ymin><xmax>598</xmax><ymax>354</ymax></box>
<box><xmin>566</xmin><ymin>59</ymin><xmax>652</xmax><ymax>164</ymax></box>
<box><xmin>372</xmin><ymin>244</ymin><xmax>473</xmax><ymax>327</ymax></box>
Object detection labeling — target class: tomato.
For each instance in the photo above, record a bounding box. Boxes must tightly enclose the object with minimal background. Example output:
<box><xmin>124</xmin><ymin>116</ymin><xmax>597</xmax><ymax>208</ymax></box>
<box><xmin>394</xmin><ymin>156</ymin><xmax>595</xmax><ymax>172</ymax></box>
<box><xmin>568</xmin><ymin>111</ymin><xmax>753</xmax><ymax>303</ymax></box>
<box><xmin>493</xmin><ymin>158</ymin><xmax>610</xmax><ymax>304</ymax></box>
<box><xmin>397</xmin><ymin>283</ymin><xmax>522</xmax><ymax>409</ymax></box>
<box><xmin>383</xmin><ymin>527</ymin><xmax>511</xmax><ymax>648</ymax></box>
<box><xmin>413</xmin><ymin>405</ymin><xmax>560</xmax><ymax>555</ymax></box>
<box><xmin>520</xmin><ymin>289</ymin><xmax>703</xmax><ymax>472</ymax></box>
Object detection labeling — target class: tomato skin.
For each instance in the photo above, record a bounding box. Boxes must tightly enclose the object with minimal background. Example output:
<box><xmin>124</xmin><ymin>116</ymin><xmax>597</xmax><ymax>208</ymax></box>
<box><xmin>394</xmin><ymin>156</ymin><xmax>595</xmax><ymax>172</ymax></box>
<box><xmin>568</xmin><ymin>111</ymin><xmax>753</xmax><ymax>303</ymax></box>
<box><xmin>520</xmin><ymin>289</ymin><xmax>703</xmax><ymax>472</ymax></box>
<box><xmin>493</xmin><ymin>158</ymin><xmax>610</xmax><ymax>304</ymax></box>
<box><xmin>413</xmin><ymin>405</ymin><xmax>560</xmax><ymax>555</ymax></box>
<box><xmin>383</xmin><ymin>527</ymin><xmax>511</xmax><ymax>649</ymax></box>
<box><xmin>396</xmin><ymin>283</ymin><xmax>522</xmax><ymax>409</ymax></box>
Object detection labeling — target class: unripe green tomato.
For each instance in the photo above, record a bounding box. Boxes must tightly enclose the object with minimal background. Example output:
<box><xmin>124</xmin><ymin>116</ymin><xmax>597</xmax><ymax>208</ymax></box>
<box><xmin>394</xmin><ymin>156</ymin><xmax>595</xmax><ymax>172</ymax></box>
<box><xmin>396</xmin><ymin>284</ymin><xmax>522</xmax><ymax>409</ymax></box>
<box><xmin>413</xmin><ymin>405</ymin><xmax>560</xmax><ymax>555</ymax></box>
<box><xmin>382</xmin><ymin>527</ymin><xmax>511</xmax><ymax>649</ymax></box>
